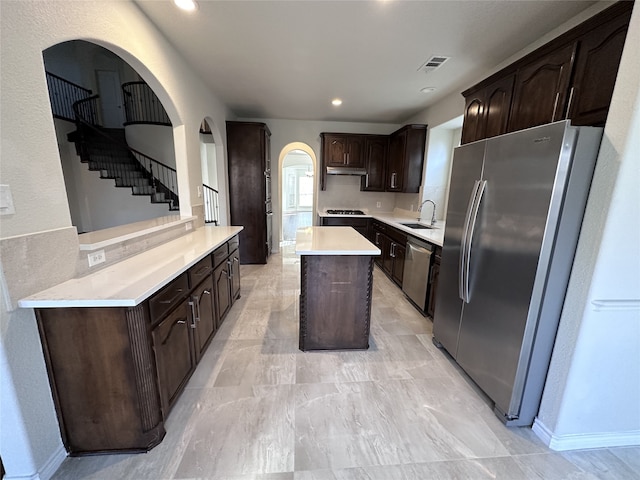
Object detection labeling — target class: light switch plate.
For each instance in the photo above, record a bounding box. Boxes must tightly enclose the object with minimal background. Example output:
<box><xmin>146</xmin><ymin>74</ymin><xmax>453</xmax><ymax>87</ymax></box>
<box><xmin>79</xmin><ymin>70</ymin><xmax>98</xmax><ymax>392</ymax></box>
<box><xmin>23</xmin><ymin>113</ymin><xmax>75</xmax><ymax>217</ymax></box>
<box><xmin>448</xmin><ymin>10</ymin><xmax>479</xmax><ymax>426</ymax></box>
<box><xmin>0</xmin><ymin>185</ymin><xmax>16</xmax><ymax>215</ymax></box>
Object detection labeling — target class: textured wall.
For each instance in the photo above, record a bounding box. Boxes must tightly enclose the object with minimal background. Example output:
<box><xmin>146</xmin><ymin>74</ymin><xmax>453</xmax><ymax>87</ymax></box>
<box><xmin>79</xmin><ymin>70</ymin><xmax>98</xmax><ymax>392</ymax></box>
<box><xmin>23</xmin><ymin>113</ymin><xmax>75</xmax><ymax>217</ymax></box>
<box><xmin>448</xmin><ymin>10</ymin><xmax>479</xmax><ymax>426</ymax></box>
<box><xmin>0</xmin><ymin>1</ymin><xmax>231</xmax><ymax>478</ymax></box>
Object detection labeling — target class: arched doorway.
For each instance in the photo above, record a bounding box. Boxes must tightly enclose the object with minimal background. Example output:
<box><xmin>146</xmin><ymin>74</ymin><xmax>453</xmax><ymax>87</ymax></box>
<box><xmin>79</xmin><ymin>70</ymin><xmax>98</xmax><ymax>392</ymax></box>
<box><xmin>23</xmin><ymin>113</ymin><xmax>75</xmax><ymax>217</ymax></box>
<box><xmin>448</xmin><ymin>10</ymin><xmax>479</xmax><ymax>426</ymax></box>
<box><xmin>43</xmin><ymin>40</ymin><xmax>180</xmax><ymax>233</ymax></box>
<box><xmin>278</xmin><ymin>143</ymin><xmax>317</xmax><ymax>248</ymax></box>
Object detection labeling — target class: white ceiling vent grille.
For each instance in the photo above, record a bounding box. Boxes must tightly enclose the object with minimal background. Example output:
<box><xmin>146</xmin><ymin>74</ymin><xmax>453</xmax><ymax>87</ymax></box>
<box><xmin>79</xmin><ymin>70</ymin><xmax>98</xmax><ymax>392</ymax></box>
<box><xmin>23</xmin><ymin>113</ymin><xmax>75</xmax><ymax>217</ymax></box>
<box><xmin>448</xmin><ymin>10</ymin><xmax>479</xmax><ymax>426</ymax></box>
<box><xmin>418</xmin><ymin>55</ymin><xmax>450</xmax><ymax>73</ymax></box>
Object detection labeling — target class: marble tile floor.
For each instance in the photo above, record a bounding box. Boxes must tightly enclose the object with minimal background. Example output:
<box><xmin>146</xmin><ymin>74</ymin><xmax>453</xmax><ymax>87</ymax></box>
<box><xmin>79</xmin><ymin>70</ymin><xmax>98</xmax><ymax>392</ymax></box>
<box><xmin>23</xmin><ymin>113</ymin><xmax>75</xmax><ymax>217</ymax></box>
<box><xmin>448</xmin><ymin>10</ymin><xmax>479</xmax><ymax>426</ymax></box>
<box><xmin>53</xmin><ymin>249</ymin><xmax>639</xmax><ymax>480</ymax></box>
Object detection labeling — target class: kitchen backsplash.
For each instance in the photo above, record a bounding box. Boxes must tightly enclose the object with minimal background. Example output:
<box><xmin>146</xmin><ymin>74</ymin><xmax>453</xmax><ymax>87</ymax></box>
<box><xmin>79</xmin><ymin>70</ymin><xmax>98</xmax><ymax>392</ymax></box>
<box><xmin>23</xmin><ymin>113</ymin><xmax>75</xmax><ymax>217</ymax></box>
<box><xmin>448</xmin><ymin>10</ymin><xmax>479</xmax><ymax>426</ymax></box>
<box><xmin>317</xmin><ymin>175</ymin><xmax>396</xmax><ymax>213</ymax></box>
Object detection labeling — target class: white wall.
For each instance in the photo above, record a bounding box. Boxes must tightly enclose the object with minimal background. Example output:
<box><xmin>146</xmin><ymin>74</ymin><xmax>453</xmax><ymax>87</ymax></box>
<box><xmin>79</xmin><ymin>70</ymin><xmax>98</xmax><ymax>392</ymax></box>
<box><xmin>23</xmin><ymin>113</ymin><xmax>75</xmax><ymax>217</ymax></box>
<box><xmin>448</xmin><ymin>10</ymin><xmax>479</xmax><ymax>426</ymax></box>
<box><xmin>126</xmin><ymin>124</ymin><xmax>176</xmax><ymax>169</ymax></box>
<box><xmin>0</xmin><ymin>2</ymin><xmax>232</xmax><ymax>479</ymax></box>
<box><xmin>240</xmin><ymin>118</ymin><xmax>401</xmax><ymax>250</ymax></box>
<box><xmin>534</xmin><ymin>3</ymin><xmax>640</xmax><ymax>450</ymax></box>
<box><xmin>419</xmin><ymin>125</ymin><xmax>461</xmax><ymax>221</ymax></box>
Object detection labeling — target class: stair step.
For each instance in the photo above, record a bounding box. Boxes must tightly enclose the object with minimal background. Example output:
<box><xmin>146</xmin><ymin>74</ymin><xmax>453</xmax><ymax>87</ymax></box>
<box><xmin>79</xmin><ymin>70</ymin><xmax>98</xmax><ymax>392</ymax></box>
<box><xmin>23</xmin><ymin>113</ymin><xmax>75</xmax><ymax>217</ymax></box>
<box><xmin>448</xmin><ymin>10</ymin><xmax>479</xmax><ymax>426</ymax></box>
<box><xmin>132</xmin><ymin>185</ymin><xmax>156</xmax><ymax>195</ymax></box>
<box><xmin>116</xmin><ymin>177</ymin><xmax>151</xmax><ymax>188</ymax></box>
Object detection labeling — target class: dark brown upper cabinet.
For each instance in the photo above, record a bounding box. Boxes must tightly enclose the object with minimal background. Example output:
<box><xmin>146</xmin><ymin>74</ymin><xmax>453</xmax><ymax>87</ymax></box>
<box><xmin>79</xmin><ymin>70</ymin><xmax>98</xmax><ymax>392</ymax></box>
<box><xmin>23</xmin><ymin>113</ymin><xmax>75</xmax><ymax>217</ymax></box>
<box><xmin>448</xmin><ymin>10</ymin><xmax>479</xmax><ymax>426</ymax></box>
<box><xmin>461</xmin><ymin>74</ymin><xmax>515</xmax><ymax>144</ymax></box>
<box><xmin>361</xmin><ymin>135</ymin><xmax>388</xmax><ymax>192</ymax></box>
<box><xmin>461</xmin><ymin>1</ymin><xmax>632</xmax><ymax>144</ymax></box>
<box><xmin>508</xmin><ymin>43</ymin><xmax>576</xmax><ymax>132</ymax></box>
<box><xmin>568</xmin><ymin>8</ymin><xmax>632</xmax><ymax>126</ymax></box>
<box><xmin>386</xmin><ymin>124</ymin><xmax>427</xmax><ymax>193</ymax></box>
<box><xmin>322</xmin><ymin>133</ymin><xmax>365</xmax><ymax>168</ymax></box>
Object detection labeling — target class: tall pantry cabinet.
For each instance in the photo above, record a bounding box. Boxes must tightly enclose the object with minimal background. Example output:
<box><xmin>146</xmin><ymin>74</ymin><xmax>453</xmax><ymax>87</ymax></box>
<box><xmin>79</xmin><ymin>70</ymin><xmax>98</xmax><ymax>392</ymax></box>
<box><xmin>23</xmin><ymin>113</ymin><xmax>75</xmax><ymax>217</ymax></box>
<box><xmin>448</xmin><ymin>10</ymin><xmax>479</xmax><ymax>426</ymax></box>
<box><xmin>226</xmin><ymin>121</ymin><xmax>272</xmax><ymax>264</ymax></box>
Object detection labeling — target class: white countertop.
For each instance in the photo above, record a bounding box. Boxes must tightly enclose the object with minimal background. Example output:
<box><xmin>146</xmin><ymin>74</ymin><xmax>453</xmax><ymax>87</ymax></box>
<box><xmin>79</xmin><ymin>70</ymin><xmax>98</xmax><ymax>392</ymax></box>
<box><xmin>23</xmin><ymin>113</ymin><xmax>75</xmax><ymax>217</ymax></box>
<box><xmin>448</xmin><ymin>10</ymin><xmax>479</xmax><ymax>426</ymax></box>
<box><xmin>18</xmin><ymin>226</ymin><xmax>243</xmax><ymax>309</ymax></box>
<box><xmin>295</xmin><ymin>227</ymin><xmax>381</xmax><ymax>256</ymax></box>
<box><xmin>78</xmin><ymin>215</ymin><xmax>196</xmax><ymax>251</ymax></box>
<box><xmin>318</xmin><ymin>210</ymin><xmax>445</xmax><ymax>247</ymax></box>
<box><xmin>372</xmin><ymin>214</ymin><xmax>445</xmax><ymax>247</ymax></box>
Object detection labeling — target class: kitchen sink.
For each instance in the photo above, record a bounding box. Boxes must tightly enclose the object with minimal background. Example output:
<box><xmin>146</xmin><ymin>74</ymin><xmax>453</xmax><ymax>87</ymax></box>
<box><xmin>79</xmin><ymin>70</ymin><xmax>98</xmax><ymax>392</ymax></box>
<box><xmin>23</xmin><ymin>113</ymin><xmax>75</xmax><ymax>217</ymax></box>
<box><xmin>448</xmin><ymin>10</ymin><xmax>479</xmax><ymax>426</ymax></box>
<box><xmin>401</xmin><ymin>223</ymin><xmax>436</xmax><ymax>230</ymax></box>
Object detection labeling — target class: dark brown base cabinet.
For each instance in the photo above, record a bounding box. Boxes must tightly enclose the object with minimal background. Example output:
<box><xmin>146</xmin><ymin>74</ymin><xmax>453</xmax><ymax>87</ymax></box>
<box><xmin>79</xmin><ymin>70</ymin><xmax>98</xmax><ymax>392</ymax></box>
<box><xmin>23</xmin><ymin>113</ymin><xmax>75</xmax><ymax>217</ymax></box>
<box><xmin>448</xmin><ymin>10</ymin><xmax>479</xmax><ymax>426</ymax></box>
<box><xmin>371</xmin><ymin>220</ymin><xmax>407</xmax><ymax>288</ymax></box>
<box><xmin>36</xmin><ymin>235</ymin><xmax>240</xmax><ymax>455</ymax></box>
<box><xmin>461</xmin><ymin>2</ymin><xmax>632</xmax><ymax>144</ymax></box>
<box><xmin>320</xmin><ymin>216</ymin><xmax>369</xmax><ymax>237</ymax></box>
<box><xmin>299</xmin><ymin>255</ymin><xmax>374</xmax><ymax>351</ymax></box>
<box><xmin>426</xmin><ymin>247</ymin><xmax>442</xmax><ymax>319</ymax></box>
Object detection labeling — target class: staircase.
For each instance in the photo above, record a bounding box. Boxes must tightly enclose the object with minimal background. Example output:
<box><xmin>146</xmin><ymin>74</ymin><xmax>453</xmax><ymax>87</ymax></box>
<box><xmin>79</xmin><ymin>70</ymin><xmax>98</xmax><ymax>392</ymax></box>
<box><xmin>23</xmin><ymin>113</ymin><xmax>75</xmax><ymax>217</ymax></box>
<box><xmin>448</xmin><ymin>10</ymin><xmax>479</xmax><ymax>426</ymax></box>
<box><xmin>69</xmin><ymin>96</ymin><xmax>179</xmax><ymax>212</ymax></box>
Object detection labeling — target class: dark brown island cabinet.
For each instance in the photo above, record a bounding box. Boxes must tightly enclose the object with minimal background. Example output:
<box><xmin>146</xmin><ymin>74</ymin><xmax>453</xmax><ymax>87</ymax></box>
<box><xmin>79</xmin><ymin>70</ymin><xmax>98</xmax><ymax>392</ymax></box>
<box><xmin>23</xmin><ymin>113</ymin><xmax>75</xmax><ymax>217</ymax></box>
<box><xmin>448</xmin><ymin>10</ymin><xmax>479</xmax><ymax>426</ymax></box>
<box><xmin>35</xmin><ymin>236</ymin><xmax>241</xmax><ymax>455</ymax></box>
<box><xmin>227</xmin><ymin>121</ymin><xmax>272</xmax><ymax>264</ymax></box>
<box><xmin>296</xmin><ymin>227</ymin><xmax>380</xmax><ymax>351</ymax></box>
<box><xmin>461</xmin><ymin>1</ymin><xmax>632</xmax><ymax>144</ymax></box>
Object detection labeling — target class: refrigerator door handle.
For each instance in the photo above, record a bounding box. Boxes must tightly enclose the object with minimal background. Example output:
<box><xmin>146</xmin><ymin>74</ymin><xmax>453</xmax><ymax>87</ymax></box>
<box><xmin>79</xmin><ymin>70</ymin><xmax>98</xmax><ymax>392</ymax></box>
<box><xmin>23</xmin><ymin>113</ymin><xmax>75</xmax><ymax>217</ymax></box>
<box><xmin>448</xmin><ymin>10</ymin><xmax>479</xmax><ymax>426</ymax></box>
<box><xmin>462</xmin><ymin>180</ymin><xmax>487</xmax><ymax>303</ymax></box>
<box><xmin>459</xmin><ymin>180</ymin><xmax>482</xmax><ymax>301</ymax></box>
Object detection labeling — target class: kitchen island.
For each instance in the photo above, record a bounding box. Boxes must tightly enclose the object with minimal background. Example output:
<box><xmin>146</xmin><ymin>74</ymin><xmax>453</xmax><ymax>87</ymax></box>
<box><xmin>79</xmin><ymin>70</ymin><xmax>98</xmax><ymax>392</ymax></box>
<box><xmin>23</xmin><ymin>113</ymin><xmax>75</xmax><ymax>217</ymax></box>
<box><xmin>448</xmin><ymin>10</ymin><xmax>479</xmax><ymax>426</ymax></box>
<box><xmin>295</xmin><ymin>226</ymin><xmax>381</xmax><ymax>351</ymax></box>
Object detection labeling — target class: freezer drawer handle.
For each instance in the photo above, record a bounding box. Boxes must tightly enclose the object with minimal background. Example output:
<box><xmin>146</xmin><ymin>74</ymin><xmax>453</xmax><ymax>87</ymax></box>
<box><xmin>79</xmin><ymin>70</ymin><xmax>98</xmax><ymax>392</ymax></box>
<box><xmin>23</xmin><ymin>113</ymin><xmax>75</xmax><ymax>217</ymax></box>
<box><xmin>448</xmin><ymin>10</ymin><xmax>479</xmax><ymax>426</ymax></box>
<box><xmin>462</xmin><ymin>180</ymin><xmax>487</xmax><ymax>303</ymax></box>
<box><xmin>460</xmin><ymin>180</ymin><xmax>482</xmax><ymax>301</ymax></box>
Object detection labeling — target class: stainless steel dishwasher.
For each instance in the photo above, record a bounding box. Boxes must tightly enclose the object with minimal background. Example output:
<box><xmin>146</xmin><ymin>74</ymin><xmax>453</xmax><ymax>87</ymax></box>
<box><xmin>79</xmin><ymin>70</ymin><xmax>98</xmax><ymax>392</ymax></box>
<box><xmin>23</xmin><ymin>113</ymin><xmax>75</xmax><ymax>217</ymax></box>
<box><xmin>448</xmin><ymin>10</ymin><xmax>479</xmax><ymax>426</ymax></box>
<box><xmin>402</xmin><ymin>237</ymin><xmax>433</xmax><ymax>311</ymax></box>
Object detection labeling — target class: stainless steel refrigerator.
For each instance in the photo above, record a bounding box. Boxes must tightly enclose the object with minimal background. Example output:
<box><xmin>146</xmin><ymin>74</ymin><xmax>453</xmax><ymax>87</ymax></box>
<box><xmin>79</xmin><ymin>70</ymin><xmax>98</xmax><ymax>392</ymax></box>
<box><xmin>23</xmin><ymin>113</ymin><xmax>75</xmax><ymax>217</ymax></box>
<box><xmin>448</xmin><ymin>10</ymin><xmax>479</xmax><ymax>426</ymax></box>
<box><xmin>433</xmin><ymin>121</ymin><xmax>603</xmax><ymax>426</ymax></box>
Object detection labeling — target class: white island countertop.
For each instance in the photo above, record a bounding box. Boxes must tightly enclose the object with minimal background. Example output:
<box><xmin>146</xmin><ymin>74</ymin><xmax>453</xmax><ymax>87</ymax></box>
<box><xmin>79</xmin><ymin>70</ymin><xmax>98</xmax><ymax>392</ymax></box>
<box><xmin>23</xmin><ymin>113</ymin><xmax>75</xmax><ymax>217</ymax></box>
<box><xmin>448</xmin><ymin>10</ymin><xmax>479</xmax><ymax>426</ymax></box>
<box><xmin>18</xmin><ymin>226</ymin><xmax>243</xmax><ymax>309</ymax></box>
<box><xmin>296</xmin><ymin>226</ymin><xmax>381</xmax><ymax>256</ymax></box>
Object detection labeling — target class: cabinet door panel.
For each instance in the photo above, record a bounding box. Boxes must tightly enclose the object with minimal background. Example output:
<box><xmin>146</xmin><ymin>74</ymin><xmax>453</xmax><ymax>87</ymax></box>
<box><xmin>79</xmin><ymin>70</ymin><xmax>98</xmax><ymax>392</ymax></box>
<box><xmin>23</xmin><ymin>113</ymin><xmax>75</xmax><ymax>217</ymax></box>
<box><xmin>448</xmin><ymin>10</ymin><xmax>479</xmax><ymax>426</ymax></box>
<box><xmin>361</xmin><ymin>136</ymin><xmax>388</xmax><ymax>191</ymax></box>
<box><xmin>387</xmin><ymin>131</ymin><xmax>406</xmax><ymax>191</ymax></box>
<box><xmin>192</xmin><ymin>277</ymin><xmax>215</xmax><ymax>360</ymax></box>
<box><xmin>381</xmin><ymin>235</ymin><xmax>393</xmax><ymax>275</ymax></box>
<box><xmin>346</xmin><ymin>135</ymin><xmax>365</xmax><ymax>167</ymax></box>
<box><xmin>508</xmin><ymin>43</ymin><xmax>575</xmax><ymax>132</ymax></box>
<box><xmin>483</xmin><ymin>75</ymin><xmax>515</xmax><ymax>139</ymax></box>
<box><xmin>461</xmin><ymin>96</ymin><xmax>485</xmax><ymax>144</ymax></box>
<box><xmin>569</xmin><ymin>12</ymin><xmax>630</xmax><ymax>126</ymax></box>
<box><xmin>230</xmin><ymin>249</ymin><xmax>241</xmax><ymax>302</ymax></box>
<box><xmin>391</xmin><ymin>243</ymin><xmax>406</xmax><ymax>287</ymax></box>
<box><xmin>325</xmin><ymin>135</ymin><xmax>348</xmax><ymax>166</ymax></box>
<box><xmin>152</xmin><ymin>302</ymin><xmax>193</xmax><ymax>411</ymax></box>
<box><xmin>214</xmin><ymin>261</ymin><xmax>231</xmax><ymax>325</ymax></box>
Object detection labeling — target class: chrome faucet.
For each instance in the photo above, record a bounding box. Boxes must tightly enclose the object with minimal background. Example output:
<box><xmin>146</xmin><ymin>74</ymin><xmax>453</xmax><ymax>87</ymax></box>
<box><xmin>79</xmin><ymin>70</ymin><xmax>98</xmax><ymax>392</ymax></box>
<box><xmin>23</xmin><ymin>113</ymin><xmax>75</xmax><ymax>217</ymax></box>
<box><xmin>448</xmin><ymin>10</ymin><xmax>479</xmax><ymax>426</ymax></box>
<box><xmin>417</xmin><ymin>199</ymin><xmax>437</xmax><ymax>225</ymax></box>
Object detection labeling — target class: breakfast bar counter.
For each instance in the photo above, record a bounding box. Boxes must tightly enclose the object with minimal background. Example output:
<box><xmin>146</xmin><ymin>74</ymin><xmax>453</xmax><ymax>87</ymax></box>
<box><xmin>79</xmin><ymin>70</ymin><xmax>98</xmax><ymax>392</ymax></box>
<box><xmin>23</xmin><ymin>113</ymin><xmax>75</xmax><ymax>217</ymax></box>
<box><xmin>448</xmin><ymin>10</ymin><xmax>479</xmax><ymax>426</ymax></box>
<box><xmin>295</xmin><ymin>227</ymin><xmax>381</xmax><ymax>351</ymax></box>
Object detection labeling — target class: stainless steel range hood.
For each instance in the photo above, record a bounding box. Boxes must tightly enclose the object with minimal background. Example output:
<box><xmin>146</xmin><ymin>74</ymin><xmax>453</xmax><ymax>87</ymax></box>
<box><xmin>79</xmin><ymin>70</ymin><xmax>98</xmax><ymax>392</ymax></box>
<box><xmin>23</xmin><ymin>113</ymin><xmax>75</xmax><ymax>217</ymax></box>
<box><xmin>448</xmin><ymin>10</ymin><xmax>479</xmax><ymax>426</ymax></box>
<box><xmin>326</xmin><ymin>166</ymin><xmax>367</xmax><ymax>175</ymax></box>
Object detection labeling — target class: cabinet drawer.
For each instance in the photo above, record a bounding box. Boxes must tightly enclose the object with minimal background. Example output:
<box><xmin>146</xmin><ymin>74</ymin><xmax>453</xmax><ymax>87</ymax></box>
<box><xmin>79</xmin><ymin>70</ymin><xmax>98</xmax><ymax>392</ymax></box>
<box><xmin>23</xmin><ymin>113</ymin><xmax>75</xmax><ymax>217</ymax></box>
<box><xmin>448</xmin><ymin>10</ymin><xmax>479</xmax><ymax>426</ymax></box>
<box><xmin>212</xmin><ymin>244</ymin><xmax>229</xmax><ymax>267</ymax></box>
<box><xmin>322</xmin><ymin>217</ymin><xmax>368</xmax><ymax>228</ymax></box>
<box><xmin>188</xmin><ymin>255</ymin><xmax>212</xmax><ymax>288</ymax></box>
<box><xmin>227</xmin><ymin>235</ymin><xmax>239</xmax><ymax>254</ymax></box>
<box><xmin>149</xmin><ymin>273</ymin><xmax>189</xmax><ymax>322</ymax></box>
<box><xmin>387</xmin><ymin>226</ymin><xmax>407</xmax><ymax>245</ymax></box>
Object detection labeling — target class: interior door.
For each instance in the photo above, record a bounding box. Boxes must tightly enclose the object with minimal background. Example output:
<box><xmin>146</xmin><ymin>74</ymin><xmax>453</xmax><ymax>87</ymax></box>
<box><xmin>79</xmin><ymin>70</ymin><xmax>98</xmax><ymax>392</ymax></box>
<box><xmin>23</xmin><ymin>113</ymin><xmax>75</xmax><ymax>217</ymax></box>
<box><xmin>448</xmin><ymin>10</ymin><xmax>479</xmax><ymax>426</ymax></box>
<box><xmin>96</xmin><ymin>70</ymin><xmax>125</xmax><ymax>127</ymax></box>
<box><xmin>455</xmin><ymin>122</ymin><xmax>570</xmax><ymax>417</ymax></box>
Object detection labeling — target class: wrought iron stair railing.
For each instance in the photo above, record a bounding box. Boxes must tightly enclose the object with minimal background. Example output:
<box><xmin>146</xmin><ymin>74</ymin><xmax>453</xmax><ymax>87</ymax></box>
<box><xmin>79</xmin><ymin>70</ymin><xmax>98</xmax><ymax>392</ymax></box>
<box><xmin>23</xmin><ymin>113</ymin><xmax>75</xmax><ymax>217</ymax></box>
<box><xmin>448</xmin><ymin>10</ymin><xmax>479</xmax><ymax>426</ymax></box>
<box><xmin>46</xmin><ymin>72</ymin><xmax>93</xmax><ymax>122</ymax></box>
<box><xmin>122</xmin><ymin>81</ymin><xmax>171</xmax><ymax>126</ymax></box>
<box><xmin>203</xmin><ymin>184</ymin><xmax>220</xmax><ymax>225</ymax></box>
<box><xmin>71</xmin><ymin>95</ymin><xmax>179</xmax><ymax>211</ymax></box>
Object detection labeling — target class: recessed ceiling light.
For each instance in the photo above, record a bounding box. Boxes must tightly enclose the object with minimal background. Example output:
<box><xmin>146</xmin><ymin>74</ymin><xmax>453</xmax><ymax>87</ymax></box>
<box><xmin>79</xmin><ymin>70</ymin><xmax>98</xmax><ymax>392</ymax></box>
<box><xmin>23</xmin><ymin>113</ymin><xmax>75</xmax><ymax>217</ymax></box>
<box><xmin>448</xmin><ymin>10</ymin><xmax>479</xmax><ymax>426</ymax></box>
<box><xmin>331</xmin><ymin>98</ymin><xmax>343</xmax><ymax>106</ymax></box>
<box><xmin>174</xmin><ymin>0</ymin><xmax>197</xmax><ymax>12</ymax></box>
<box><xmin>420</xmin><ymin>87</ymin><xmax>437</xmax><ymax>93</ymax></box>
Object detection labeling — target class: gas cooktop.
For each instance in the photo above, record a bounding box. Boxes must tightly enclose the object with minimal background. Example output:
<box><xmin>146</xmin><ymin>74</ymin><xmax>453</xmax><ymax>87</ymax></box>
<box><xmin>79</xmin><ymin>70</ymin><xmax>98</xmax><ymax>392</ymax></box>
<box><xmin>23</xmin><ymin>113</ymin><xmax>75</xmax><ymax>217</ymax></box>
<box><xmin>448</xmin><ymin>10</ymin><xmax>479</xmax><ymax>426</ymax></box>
<box><xmin>326</xmin><ymin>209</ymin><xmax>365</xmax><ymax>215</ymax></box>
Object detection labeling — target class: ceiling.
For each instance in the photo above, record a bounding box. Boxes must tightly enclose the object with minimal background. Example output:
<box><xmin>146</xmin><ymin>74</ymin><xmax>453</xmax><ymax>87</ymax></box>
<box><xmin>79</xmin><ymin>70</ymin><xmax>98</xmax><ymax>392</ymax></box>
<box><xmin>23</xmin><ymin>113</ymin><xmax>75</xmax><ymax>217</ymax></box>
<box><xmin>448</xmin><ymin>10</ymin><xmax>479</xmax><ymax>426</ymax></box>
<box><xmin>134</xmin><ymin>0</ymin><xmax>599</xmax><ymax>124</ymax></box>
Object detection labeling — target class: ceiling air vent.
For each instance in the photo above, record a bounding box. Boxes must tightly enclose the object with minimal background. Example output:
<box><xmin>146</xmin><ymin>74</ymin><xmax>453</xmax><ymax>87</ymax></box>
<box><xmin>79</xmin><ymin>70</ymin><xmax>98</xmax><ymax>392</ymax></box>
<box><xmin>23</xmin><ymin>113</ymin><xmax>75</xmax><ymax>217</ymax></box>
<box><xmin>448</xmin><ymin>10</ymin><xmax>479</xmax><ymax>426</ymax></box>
<box><xmin>418</xmin><ymin>55</ymin><xmax>450</xmax><ymax>73</ymax></box>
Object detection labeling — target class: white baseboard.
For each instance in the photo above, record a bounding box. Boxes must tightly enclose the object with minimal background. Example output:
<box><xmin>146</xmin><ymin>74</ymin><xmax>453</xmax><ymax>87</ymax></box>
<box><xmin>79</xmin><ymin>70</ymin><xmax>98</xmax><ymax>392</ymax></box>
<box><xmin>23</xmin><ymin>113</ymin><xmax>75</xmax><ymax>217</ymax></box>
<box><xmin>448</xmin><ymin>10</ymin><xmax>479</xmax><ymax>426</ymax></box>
<box><xmin>39</xmin><ymin>445</ymin><xmax>67</xmax><ymax>480</ymax></box>
<box><xmin>533</xmin><ymin>418</ymin><xmax>640</xmax><ymax>451</ymax></box>
<box><xmin>5</xmin><ymin>445</ymin><xmax>67</xmax><ymax>480</ymax></box>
